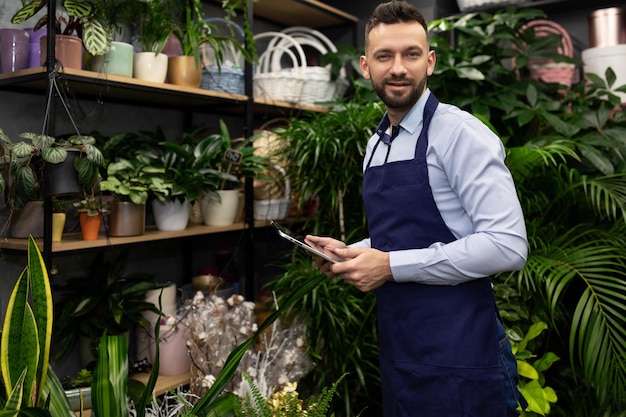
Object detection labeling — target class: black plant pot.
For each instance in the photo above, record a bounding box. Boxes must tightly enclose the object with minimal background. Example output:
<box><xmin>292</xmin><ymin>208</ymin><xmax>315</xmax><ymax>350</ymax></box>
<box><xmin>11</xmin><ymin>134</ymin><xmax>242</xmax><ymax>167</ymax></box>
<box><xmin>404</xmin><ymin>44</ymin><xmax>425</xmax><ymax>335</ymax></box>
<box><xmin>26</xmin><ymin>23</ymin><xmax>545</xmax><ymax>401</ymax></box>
<box><xmin>42</xmin><ymin>149</ymin><xmax>82</xmax><ymax>200</ymax></box>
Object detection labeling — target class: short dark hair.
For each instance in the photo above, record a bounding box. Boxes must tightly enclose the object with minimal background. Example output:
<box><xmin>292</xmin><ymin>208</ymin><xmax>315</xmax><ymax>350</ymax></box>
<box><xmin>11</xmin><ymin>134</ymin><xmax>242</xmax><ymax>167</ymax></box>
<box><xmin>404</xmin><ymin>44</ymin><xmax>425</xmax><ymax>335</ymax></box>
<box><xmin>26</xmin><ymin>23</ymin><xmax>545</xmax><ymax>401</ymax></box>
<box><xmin>364</xmin><ymin>1</ymin><xmax>428</xmax><ymax>48</ymax></box>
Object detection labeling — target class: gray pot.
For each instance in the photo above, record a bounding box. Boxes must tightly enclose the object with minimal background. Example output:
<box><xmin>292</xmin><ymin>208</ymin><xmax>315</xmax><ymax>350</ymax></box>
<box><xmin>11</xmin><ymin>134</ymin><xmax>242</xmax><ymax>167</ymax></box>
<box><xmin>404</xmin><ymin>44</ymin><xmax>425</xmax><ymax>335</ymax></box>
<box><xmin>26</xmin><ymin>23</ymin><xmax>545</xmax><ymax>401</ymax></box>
<box><xmin>108</xmin><ymin>201</ymin><xmax>145</xmax><ymax>237</ymax></box>
<box><xmin>65</xmin><ymin>386</ymin><xmax>92</xmax><ymax>411</ymax></box>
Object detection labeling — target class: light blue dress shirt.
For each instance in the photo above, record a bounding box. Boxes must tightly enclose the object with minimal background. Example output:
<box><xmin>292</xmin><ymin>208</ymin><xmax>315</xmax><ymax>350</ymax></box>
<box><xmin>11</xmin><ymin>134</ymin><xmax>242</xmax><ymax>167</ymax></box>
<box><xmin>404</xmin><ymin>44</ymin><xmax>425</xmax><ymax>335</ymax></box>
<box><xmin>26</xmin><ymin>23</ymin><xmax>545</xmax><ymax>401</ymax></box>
<box><xmin>353</xmin><ymin>89</ymin><xmax>528</xmax><ymax>285</ymax></box>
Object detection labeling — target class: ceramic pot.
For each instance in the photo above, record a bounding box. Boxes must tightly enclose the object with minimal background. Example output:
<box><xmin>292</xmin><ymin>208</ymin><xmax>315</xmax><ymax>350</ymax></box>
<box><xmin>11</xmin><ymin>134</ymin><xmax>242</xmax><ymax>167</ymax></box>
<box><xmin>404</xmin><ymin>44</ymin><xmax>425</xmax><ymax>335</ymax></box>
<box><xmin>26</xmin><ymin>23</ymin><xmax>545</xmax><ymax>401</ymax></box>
<box><xmin>167</xmin><ymin>55</ymin><xmax>202</xmax><ymax>88</ymax></box>
<box><xmin>90</xmin><ymin>41</ymin><xmax>134</xmax><ymax>77</ymax></box>
<box><xmin>40</xmin><ymin>35</ymin><xmax>83</xmax><ymax>69</ymax></box>
<box><xmin>133</xmin><ymin>51</ymin><xmax>168</xmax><ymax>83</ymax></box>
<box><xmin>27</xmin><ymin>26</ymin><xmax>46</xmax><ymax>68</ymax></box>
<box><xmin>200</xmin><ymin>190</ymin><xmax>240</xmax><ymax>226</ymax></box>
<box><xmin>148</xmin><ymin>324</ymin><xmax>190</xmax><ymax>376</ymax></box>
<box><xmin>0</xmin><ymin>28</ymin><xmax>30</xmax><ymax>73</ymax></box>
<box><xmin>11</xmin><ymin>201</ymin><xmax>44</xmax><ymax>238</ymax></box>
<box><xmin>108</xmin><ymin>201</ymin><xmax>145</xmax><ymax>236</ymax></box>
<box><xmin>42</xmin><ymin>149</ymin><xmax>83</xmax><ymax>200</ymax></box>
<box><xmin>152</xmin><ymin>199</ymin><xmax>190</xmax><ymax>231</ymax></box>
<box><xmin>79</xmin><ymin>213</ymin><xmax>101</xmax><ymax>241</ymax></box>
<box><xmin>65</xmin><ymin>387</ymin><xmax>92</xmax><ymax>411</ymax></box>
<box><xmin>52</xmin><ymin>211</ymin><xmax>66</xmax><ymax>242</ymax></box>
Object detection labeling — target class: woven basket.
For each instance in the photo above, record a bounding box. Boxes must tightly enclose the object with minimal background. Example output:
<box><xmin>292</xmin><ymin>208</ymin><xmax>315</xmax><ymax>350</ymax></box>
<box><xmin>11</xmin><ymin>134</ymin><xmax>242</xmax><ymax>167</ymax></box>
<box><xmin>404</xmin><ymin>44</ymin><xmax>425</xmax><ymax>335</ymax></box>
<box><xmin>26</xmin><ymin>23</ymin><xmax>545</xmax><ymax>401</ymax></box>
<box><xmin>278</xmin><ymin>26</ymin><xmax>350</xmax><ymax>105</ymax></box>
<box><xmin>254</xmin><ymin>165</ymin><xmax>291</xmax><ymax>221</ymax></box>
<box><xmin>518</xmin><ymin>19</ymin><xmax>576</xmax><ymax>86</ymax></box>
<box><xmin>253</xmin><ymin>32</ymin><xmax>308</xmax><ymax>103</ymax></box>
<box><xmin>200</xmin><ymin>18</ymin><xmax>245</xmax><ymax>95</ymax></box>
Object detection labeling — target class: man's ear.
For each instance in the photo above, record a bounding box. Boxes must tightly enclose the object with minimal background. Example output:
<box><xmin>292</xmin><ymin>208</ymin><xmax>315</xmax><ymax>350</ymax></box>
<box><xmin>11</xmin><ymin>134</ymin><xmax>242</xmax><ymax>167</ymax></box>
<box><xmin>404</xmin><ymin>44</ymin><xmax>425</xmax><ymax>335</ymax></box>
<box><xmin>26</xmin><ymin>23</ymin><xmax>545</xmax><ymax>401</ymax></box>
<box><xmin>360</xmin><ymin>55</ymin><xmax>371</xmax><ymax>80</ymax></box>
<box><xmin>427</xmin><ymin>50</ymin><xmax>436</xmax><ymax>76</ymax></box>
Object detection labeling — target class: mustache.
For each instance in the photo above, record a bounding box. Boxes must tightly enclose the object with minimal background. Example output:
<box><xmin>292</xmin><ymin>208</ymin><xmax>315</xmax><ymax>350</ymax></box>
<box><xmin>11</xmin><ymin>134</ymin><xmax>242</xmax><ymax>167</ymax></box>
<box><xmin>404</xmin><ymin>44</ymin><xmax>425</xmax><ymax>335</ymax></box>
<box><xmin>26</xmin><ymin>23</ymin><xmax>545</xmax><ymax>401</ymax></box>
<box><xmin>384</xmin><ymin>76</ymin><xmax>413</xmax><ymax>83</ymax></box>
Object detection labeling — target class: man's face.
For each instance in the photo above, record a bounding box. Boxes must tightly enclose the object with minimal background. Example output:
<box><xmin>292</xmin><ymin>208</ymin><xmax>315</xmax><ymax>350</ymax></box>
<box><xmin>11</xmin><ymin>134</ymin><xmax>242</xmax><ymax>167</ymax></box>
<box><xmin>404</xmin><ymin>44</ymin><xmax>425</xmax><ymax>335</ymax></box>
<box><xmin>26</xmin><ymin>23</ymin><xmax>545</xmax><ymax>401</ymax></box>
<box><xmin>360</xmin><ymin>22</ymin><xmax>435</xmax><ymax>113</ymax></box>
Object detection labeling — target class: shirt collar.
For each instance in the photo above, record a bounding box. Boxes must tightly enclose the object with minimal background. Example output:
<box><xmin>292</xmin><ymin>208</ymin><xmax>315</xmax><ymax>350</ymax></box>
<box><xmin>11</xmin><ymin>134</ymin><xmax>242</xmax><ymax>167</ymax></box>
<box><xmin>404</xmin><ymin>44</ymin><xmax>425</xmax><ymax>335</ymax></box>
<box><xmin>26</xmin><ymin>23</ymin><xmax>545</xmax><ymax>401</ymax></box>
<box><xmin>375</xmin><ymin>89</ymin><xmax>431</xmax><ymax>143</ymax></box>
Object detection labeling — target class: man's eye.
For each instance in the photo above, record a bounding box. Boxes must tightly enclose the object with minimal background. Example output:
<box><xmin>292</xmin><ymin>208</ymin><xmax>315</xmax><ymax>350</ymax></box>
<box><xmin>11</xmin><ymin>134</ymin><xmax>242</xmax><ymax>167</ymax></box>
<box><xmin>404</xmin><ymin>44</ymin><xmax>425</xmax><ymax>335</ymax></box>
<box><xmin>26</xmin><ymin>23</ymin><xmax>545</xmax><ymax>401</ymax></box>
<box><xmin>377</xmin><ymin>54</ymin><xmax>390</xmax><ymax>61</ymax></box>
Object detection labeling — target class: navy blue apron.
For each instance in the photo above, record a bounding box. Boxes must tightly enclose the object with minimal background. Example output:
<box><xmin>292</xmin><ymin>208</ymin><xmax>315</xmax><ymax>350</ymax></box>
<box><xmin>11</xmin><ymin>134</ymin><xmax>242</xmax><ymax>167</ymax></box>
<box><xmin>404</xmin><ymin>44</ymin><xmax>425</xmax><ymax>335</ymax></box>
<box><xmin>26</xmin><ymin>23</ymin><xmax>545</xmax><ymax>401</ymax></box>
<box><xmin>362</xmin><ymin>93</ymin><xmax>507</xmax><ymax>416</ymax></box>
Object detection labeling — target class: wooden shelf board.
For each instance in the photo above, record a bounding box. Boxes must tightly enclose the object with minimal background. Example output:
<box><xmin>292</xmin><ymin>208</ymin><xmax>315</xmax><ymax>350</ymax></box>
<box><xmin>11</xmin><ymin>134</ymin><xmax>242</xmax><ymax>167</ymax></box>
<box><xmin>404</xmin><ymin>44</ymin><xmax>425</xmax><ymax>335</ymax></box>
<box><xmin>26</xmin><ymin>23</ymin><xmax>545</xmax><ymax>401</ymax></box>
<box><xmin>0</xmin><ymin>221</ymin><xmax>269</xmax><ymax>253</ymax></box>
<box><xmin>131</xmin><ymin>371</ymin><xmax>192</xmax><ymax>396</ymax></box>
<box><xmin>253</xmin><ymin>0</ymin><xmax>358</xmax><ymax>27</ymax></box>
<box><xmin>0</xmin><ymin>67</ymin><xmax>332</xmax><ymax>114</ymax></box>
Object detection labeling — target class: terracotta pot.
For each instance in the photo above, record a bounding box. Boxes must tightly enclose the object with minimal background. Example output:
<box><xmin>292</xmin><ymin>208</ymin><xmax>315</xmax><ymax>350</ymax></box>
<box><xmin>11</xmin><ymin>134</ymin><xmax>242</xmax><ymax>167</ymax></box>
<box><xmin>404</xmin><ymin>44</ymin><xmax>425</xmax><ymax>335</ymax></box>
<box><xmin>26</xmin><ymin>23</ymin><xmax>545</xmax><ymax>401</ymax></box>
<box><xmin>167</xmin><ymin>55</ymin><xmax>202</xmax><ymax>88</ymax></box>
<box><xmin>79</xmin><ymin>212</ymin><xmax>101</xmax><ymax>241</ymax></box>
<box><xmin>40</xmin><ymin>35</ymin><xmax>83</xmax><ymax>70</ymax></box>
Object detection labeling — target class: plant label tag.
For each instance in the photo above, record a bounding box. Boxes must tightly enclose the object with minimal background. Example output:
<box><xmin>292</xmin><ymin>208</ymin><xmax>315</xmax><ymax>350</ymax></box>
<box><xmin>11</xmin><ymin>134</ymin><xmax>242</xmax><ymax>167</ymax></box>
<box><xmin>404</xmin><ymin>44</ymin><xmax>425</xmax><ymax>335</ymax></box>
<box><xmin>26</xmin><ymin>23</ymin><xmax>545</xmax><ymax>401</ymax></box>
<box><xmin>223</xmin><ymin>148</ymin><xmax>242</xmax><ymax>165</ymax></box>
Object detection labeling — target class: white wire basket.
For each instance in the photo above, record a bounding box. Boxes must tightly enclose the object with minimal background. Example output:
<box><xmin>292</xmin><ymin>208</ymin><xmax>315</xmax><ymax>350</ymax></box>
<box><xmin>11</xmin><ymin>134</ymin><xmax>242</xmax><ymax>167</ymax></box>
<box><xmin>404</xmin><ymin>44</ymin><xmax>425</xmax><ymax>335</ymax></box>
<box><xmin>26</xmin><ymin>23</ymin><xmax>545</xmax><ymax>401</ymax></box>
<box><xmin>254</xmin><ymin>165</ymin><xmax>291</xmax><ymax>221</ymax></box>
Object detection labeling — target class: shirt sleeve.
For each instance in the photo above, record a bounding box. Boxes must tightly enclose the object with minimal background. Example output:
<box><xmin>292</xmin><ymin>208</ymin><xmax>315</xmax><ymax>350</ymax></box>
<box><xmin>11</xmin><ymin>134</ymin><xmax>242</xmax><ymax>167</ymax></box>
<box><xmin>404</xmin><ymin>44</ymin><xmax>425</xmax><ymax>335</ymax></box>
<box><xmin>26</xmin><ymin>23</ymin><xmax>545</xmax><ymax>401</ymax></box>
<box><xmin>390</xmin><ymin>110</ymin><xmax>528</xmax><ymax>286</ymax></box>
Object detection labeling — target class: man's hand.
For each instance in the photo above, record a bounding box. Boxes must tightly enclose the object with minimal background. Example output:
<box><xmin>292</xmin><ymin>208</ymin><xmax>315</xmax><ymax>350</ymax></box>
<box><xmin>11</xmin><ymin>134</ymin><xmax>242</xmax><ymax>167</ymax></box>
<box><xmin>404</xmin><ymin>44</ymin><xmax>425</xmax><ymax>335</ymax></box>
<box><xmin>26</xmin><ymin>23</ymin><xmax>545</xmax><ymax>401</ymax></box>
<box><xmin>305</xmin><ymin>235</ymin><xmax>393</xmax><ymax>292</ymax></box>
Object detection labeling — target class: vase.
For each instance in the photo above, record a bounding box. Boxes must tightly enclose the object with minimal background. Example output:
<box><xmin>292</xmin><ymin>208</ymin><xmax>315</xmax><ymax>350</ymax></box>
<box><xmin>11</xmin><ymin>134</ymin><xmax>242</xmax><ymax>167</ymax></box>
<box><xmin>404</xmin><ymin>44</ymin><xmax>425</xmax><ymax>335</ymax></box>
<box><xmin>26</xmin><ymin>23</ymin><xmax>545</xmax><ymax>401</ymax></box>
<box><xmin>79</xmin><ymin>213</ymin><xmax>101</xmax><ymax>241</ymax></box>
<box><xmin>108</xmin><ymin>201</ymin><xmax>145</xmax><ymax>236</ymax></box>
<box><xmin>200</xmin><ymin>190</ymin><xmax>240</xmax><ymax>227</ymax></box>
<box><xmin>90</xmin><ymin>41</ymin><xmax>134</xmax><ymax>77</ymax></box>
<box><xmin>10</xmin><ymin>201</ymin><xmax>44</xmax><ymax>239</ymax></box>
<box><xmin>0</xmin><ymin>28</ymin><xmax>30</xmax><ymax>73</ymax></box>
<box><xmin>133</xmin><ymin>51</ymin><xmax>168</xmax><ymax>83</ymax></box>
<box><xmin>148</xmin><ymin>324</ymin><xmax>190</xmax><ymax>376</ymax></box>
<box><xmin>52</xmin><ymin>211</ymin><xmax>66</xmax><ymax>242</ymax></box>
<box><xmin>152</xmin><ymin>199</ymin><xmax>190</xmax><ymax>231</ymax></box>
<box><xmin>27</xmin><ymin>26</ymin><xmax>46</xmax><ymax>68</ymax></box>
<box><xmin>40</xmin><ymin>35</ymin><xmax>83</xmax><ymax>70</ymax></box>
<box><xmin>167</xmin><ymin>55</ymin><xmax>202</xmax><ymax>88</ymax></box>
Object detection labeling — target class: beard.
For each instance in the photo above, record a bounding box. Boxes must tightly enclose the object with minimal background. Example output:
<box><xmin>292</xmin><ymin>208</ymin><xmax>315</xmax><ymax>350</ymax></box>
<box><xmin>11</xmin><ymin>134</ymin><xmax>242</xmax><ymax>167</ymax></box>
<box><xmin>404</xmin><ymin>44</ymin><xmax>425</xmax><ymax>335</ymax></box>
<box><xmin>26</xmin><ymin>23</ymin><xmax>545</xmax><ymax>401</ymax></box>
<box><xmin>372</xmin><ymin>74</ymin><xmax>427</xmax><ymax>110</ymax></box>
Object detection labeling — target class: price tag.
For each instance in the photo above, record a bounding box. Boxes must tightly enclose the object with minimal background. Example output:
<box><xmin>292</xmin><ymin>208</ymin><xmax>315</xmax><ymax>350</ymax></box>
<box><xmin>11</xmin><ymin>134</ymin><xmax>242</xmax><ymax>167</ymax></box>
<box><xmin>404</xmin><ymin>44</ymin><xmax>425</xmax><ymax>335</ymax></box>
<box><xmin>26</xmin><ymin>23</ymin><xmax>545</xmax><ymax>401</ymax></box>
<box><xmin>223</xmin><ymin>148</ymin><xmax>243</xmax><ymax>165</ymax></box>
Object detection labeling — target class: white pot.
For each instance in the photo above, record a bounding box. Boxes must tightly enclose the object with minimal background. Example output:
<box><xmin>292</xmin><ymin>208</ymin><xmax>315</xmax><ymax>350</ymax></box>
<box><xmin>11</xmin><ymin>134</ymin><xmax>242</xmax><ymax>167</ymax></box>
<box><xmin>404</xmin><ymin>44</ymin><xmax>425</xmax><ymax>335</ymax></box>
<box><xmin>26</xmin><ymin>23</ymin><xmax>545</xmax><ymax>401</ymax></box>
<box><xmin>152</xmin><ymin>199</ymin><xmax>190</xmax><ymax>231</ymax></box>
<box><xmin>582</xmin><ymin>44</ymin><xmax>626</xmax><ymax>103</ymax></box>
<box><xmin>199</xmin><ymin>190</ymin><xmax>240</xmax><ymax>226</ymax></box>
<box><xmin>133</xmin><ymin>51</ymin><xmax>168</xmax><ymax>83</ymax></box>
<box><xmin>148</xmin><ymin>324</ymin><xmax>191</xmax><ymax>376</ymax></box>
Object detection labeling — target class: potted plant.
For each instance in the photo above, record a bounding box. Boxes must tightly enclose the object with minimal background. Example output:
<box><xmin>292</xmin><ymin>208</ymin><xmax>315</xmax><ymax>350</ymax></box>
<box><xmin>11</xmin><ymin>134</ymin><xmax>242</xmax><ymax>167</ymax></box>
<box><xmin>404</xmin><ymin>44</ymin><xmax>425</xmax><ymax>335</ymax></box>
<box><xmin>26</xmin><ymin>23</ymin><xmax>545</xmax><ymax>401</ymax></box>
<box><xmin>99</xmin><ymin>156</ymin><xmax>165</xmax><ymax>236</ymax></box>
<box><xmin>11</xmin><ymin>0</ymin><xmax>113</xmax><ymax>68</ymax></box>
<box><xmin>73</xmin><ymin>193</ymin><xmax>109</xmax><ymax>240</ymax></box>
<box><xmin>193</xmin><ymin>120</ymin><xmax>268</xmax><ymax>226</ymax></box>
<box><xmin>52</xmin><ymin>248</ymin><xmax>164</xmax><ymax>364</ymax></box>
<box><xmin>52</xmin><ymin>199</ymin><xmax>66</xmax><ymax>241</ymax></box>
<box><xmin>166</xmin><ymin>0</ymin><xmax>250</xmax><ymax>88</ymax></box>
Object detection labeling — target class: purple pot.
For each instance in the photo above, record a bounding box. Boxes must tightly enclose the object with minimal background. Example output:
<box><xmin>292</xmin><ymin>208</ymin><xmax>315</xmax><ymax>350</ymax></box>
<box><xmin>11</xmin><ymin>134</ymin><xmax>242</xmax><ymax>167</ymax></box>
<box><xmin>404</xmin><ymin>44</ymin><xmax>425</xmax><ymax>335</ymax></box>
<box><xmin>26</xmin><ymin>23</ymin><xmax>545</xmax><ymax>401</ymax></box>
<box><xmin>27</xmin><ymin>26</ymin><xmax>47</xmax><ymax>68</ymax></box>
<box><xmin>0</xmin><ymin>28</ymin><xmax>30</xmax><ymax>73</ymax></box>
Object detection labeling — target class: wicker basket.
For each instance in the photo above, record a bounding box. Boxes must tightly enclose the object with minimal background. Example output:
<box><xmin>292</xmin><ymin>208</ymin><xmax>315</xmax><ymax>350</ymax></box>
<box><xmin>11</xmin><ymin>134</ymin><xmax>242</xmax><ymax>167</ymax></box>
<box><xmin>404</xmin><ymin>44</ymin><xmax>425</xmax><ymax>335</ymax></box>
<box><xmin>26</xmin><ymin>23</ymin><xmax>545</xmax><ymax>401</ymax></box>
<box><xmin>254</xmin><ymin>165</ymin><xmax>291</xmax><ymax>221</ymax></box>
<box><xmin>253</xmin><ymin>32</ymin><xmax>308</xmax><ymax>103</ymax></box>
<box><xmin>277</xmin><ymin>26</ymin><xmax>350</xmax><ymax>105</ymax></box>
<box><xmin>518</xmin><ymin>19</ymin><xmax>576</xmax><ymax>86</ymax></box>
<box><xmin>200</xmin><ymin>18</ymin><xmax>245</xmax><ymax>95</ymax></box>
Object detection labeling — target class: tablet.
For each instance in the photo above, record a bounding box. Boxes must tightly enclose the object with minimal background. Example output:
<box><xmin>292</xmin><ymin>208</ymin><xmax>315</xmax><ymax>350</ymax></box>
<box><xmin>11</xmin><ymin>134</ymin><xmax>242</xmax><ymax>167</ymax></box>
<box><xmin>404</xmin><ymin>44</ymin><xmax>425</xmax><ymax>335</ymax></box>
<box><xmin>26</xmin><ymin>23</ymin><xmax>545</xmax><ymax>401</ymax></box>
<box><xmin>271</xmin><ymin>221</ymin><xmax>341</xmax><ymax>264</ymax></box>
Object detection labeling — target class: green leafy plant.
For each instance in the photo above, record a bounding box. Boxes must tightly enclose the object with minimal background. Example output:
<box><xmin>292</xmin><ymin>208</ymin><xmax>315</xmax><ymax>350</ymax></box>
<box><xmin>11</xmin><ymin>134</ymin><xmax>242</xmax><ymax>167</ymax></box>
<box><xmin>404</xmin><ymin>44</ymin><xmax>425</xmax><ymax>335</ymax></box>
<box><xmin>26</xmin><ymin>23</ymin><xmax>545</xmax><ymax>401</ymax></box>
<box><xmin>0</xmin><ymin>129</ymin><xmax>104</xmax><ymax>211</ymax></box>
<box><xmin>235</xmin><ymin>372</ymin><xmax>347</xmax><ymax>417</ymax></box>
<box><xmin>52</xmin><ymin>249</ymin><xmax>164</xmax><ymax>362</ymax></box>
<box><xmin>11</xmin><ymin>0</ymin><xmax>112</xmax><ymax>56</ymax></box>
<box><xmin>73</xmin><ymin>195</ymin><xmax>109</xmax><ymax>216</ymax></box>
<box><xmin>99</xmin><ymin>157</ymin><xmax>166</xmax><ymax>205</ymax></box>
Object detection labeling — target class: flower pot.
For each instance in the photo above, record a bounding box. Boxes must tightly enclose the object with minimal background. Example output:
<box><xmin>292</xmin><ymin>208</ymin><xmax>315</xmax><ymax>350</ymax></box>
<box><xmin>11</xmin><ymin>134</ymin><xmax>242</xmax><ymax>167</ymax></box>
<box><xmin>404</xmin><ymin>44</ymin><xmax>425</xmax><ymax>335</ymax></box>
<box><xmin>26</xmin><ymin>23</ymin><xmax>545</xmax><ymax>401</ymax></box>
<box><xmin>133</xmin><ymin>51</ymin><xmax>168</xmax><ymax>83</ymax></box>
<box><xmin>65</xmin><ymin>386</ymin><xmax>92</xmax><ymax>411</ymax></box>
<box><xmin>42</xmin><ymin>149</ymin><xmax>83</xmax><ymax>200</ymax></box>
<box><xmin>27</xmin><ymin>26</ymin><xmax>46</xmax><ymax>68</ymax></box>
<box><xmin>40</xmin><ymin>35</ymin><xmax>83</xmax><ymax>70</ymax></box>
<box><xmin>90</xmin><ymin>41</ymin><xmax>134</xmax><ymax>77</ymax></box>
<box><xmin>0</xmin><ymin>28</ymin><xmax>30</xmax><ymax>73</ymax></box>
<box><xmin>148</xmin><ymin>324</ymin><xmax>190</xmax><ymax>376</ymax></box>
<box><xmin>200</xmin><ymin>190</ymin><xmax>240</xmax><ymax>226</ymax></box>
<box><xmin>108</xmin><ymin>201</ymin><xmax>145</xmax><ymax>236</ymax></box>
<box><xmin>11</xmin><ymin>201</ymin><xmax>44</xmax><ymax>238</ymax></box>
<box><xmin>52</xmin><ymin>211</ymin><xmax>66</xmax><ymax>242</ymax></box>
<box><xmin>152</xmin><ymin>199</ymin><xmax>190</xmax><ymax>231</ymax></box>
<box><xmin>79</xmin><ymin>212</ymin><xmax>101</xmax><ymax>241</ymax></box>
<box><xmin>167</xmin><ymin>55</ymin><xmax>202</xmax><ymax>88</ymax></box>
